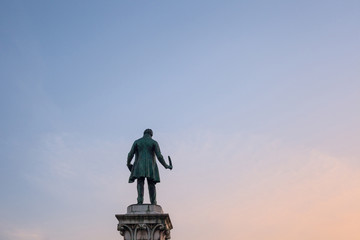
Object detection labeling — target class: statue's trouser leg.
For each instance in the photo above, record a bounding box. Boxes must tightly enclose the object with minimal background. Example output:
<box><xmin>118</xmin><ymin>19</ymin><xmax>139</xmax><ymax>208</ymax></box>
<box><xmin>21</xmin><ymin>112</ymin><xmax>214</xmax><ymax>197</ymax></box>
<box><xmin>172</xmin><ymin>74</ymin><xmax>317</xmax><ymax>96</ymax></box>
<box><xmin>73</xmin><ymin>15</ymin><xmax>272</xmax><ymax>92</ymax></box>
<box><xmin>137</xmin><ymin>177</ymin><xmax>145</xmax><ymax>204</ymax></box>
<box><xmin>147</xmin><ymin>178</ymin><xmax>157</xmax><ymax>205</ymax></box>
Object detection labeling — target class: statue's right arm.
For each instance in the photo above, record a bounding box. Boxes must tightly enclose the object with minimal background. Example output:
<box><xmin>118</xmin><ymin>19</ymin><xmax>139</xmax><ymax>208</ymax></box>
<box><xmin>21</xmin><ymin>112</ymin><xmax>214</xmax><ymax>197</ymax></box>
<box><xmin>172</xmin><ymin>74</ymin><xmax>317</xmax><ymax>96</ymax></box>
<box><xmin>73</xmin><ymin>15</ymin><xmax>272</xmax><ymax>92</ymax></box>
<box><xmin>154</xmin><ymin>142</ymin><xmax>169</xmax><ymax>169</ymax></box>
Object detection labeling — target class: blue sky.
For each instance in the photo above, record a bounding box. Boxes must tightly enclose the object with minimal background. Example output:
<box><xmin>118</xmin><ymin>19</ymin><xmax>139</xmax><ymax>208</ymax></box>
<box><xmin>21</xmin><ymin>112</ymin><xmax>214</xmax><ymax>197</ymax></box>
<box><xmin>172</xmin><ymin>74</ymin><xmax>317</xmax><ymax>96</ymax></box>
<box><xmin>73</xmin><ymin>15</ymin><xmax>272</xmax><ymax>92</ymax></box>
<box><xmin>1</xmin><ymin>1</ymin><xmax>360</xmax><ymax>239</ymax></box>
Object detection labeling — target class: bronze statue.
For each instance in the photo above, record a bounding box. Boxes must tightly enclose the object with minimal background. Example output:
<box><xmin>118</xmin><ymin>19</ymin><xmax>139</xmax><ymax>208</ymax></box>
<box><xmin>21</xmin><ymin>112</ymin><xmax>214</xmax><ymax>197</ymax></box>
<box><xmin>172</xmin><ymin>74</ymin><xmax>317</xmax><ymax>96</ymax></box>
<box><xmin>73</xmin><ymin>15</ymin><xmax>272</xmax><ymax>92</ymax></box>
<box><xmin>127</xmin><ymin>129</ymin><xmax>172</xmax><ymax>205</ymax></box>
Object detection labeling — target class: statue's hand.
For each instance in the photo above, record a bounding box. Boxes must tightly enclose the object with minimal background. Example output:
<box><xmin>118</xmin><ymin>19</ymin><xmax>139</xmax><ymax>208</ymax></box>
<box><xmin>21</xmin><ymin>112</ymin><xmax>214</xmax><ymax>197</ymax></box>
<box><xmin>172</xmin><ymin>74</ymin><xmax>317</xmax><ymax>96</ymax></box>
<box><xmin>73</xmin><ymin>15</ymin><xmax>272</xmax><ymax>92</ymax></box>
<box><xmin>127</xmin><ymin>164</ymin><xmax>133</xmax><ymax>172</ymax></box>
<box><xmin>167</xmin><ymin>156</ymin><xmax>173</xmax><ymax>170</ymax></box>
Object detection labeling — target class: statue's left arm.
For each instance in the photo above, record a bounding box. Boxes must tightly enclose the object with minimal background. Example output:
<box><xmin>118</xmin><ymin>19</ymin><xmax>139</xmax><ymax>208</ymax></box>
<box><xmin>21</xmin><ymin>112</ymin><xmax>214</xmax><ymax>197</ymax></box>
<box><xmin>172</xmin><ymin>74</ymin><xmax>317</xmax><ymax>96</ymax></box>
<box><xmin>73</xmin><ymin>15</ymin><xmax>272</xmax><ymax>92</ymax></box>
<box><xmin>127</xmin><ymin>142</ymin><xmax>136</xmax><ymax>166</ymax></box>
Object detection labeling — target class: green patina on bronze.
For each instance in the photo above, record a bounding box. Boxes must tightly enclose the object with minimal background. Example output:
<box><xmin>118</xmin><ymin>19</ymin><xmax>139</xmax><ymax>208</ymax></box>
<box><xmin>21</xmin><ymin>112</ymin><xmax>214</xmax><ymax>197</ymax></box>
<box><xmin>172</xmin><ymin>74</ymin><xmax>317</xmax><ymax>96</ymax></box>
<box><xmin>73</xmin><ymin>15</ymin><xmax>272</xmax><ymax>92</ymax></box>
<box><xmin>127</xmin><ymin>129</ymin><xmax>172</xmax><ymax>204</ymax></box>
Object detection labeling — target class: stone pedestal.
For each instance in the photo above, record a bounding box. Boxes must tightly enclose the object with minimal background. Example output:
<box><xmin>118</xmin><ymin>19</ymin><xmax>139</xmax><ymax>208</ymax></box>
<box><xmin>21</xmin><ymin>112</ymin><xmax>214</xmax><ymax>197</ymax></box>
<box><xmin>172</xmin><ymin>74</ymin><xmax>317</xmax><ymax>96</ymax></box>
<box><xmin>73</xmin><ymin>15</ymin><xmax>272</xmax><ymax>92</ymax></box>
<box><xmin>116</xmin><ymin>204</ymin><xmax>173</xmax><ymax>240</ymax></box>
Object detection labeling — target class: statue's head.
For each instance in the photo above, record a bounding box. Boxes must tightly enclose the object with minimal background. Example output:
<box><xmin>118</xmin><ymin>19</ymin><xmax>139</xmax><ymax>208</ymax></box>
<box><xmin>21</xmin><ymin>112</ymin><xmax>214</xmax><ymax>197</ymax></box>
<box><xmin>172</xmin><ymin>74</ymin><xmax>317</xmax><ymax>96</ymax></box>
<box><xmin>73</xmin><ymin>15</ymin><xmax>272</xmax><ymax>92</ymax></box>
<box><xmin>143</xmin><ymin>129</ymin><xmax>153</xmax><ymax>137</ymax></box>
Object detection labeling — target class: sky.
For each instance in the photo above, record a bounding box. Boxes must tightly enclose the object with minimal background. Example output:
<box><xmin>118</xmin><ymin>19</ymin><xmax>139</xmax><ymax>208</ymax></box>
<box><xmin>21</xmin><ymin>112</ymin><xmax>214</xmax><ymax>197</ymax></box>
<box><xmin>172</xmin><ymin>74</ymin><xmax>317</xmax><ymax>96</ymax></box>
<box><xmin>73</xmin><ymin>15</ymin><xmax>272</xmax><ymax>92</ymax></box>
<box><xmin>0</xmin><ymin>0</ymin><xmax>359</xmax><ymax>239</ymax></box>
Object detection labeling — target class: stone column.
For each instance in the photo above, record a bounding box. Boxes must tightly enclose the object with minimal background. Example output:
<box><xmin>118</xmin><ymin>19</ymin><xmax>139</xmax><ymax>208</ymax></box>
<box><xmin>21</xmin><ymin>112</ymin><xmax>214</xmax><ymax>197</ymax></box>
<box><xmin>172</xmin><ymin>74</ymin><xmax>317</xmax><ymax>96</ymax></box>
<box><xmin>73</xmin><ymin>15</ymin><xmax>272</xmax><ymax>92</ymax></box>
<box><xmin>116</xmin><ymin>204</ymin><xmax>173</xmax><ymax>240</ymax></box>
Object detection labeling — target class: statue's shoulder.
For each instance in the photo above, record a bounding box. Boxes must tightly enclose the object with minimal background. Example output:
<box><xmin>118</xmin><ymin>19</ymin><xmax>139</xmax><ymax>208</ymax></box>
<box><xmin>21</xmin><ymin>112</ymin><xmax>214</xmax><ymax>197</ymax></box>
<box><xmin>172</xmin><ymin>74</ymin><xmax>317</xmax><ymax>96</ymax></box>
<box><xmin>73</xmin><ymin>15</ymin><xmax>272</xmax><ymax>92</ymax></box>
<box><xmin>136</xmin><ymin>136</ymin><xmax>157</xmax><ymax>145</ymax></box>
<box><xmin>151</xmin><ymin>139</ymin><xmax>159</xmax><ymax>146</ymax></box>
<box><xmin>145</xmin><ymin>137</ymin><xmax>158</xmax><ymax>145</ymax></box>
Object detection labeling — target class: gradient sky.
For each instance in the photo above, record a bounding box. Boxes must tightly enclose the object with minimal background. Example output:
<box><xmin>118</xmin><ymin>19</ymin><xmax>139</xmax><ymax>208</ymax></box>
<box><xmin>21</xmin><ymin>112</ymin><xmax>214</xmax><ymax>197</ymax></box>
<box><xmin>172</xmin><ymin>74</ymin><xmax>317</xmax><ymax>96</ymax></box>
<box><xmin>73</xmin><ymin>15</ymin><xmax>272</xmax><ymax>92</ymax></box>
<box><xmin>1</xmin><ymin>1</ymin><xmax>360</xmax><ymax>240</ymax></box>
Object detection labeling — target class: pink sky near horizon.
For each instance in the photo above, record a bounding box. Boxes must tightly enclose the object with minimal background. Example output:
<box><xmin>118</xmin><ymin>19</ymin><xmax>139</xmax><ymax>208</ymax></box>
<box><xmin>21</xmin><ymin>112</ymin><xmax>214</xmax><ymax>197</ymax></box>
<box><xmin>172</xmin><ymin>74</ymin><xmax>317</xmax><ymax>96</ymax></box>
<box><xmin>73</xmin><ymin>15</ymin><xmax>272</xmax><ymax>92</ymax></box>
<box><xmin>164</xmin><ymin>134</ymin><xmax>360</xmax><ymax>240</ymax></box>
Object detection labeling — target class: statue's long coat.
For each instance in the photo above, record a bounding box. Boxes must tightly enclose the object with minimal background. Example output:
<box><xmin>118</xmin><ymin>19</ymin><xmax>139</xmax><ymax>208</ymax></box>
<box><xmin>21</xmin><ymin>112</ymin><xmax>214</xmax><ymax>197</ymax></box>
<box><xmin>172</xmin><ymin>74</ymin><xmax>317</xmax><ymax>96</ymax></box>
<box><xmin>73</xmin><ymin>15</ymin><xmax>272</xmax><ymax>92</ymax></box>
<box><xmin>127</xmin><ymin>134</ymin><xmax>167</xmax><ymax>183</ymax></box>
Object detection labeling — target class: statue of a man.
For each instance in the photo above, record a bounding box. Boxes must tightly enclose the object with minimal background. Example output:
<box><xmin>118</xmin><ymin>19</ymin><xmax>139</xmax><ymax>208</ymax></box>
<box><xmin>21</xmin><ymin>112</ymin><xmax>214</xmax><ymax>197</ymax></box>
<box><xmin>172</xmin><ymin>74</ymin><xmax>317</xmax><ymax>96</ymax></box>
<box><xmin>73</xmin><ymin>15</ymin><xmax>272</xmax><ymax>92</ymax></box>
<box><xmin>127</xmin><ymin>129</ymin><xmax>172</xmax><ymax>205</ymax></box>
